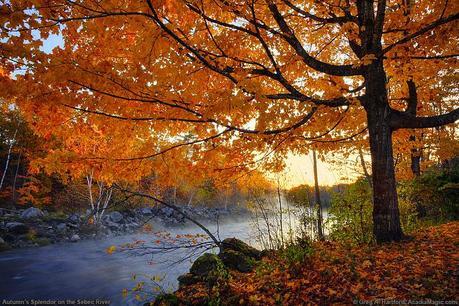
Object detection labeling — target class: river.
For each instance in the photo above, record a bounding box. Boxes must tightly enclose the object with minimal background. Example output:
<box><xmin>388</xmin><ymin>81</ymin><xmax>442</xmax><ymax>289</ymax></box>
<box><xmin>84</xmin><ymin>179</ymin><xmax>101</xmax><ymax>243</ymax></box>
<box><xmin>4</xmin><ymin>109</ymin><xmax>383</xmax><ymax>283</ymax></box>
<box><xmin>0</xmin><ymin>216</ymin><xmax>261</xmax><ymax>305</ymax></box>
<box><xmin>1</xmin><ymin>205</ymin><xmax>329</xmax><ymax>305</ymax></box>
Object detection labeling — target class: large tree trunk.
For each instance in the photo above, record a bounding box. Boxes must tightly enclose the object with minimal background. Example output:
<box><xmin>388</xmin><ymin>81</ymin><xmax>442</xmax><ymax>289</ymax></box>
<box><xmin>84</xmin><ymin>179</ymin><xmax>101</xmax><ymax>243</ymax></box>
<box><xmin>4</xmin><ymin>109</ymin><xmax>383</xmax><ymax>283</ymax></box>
<box><xmin>368</xmin><ymin>118</ymin><xmax>403</xmax><ymax>242</ymax></box>
<box><xmin>365</xmin><ymin>63</ymin><xmax>403</xmax><ymax>243</ymax></box>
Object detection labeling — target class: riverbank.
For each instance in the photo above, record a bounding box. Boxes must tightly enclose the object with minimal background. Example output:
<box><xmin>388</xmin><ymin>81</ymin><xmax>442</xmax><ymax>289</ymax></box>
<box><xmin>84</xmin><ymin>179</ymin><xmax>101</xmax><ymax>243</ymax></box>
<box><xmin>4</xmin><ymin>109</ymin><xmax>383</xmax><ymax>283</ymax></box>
<box><xmin>0</xmin><ymin>205</ymin><xmax>251</xmax><ymax>250</ymax></box>
<box><xmin>169</xmin><ymin>221</ymin><xmax>458</xmax><ymax>305</ymax></box>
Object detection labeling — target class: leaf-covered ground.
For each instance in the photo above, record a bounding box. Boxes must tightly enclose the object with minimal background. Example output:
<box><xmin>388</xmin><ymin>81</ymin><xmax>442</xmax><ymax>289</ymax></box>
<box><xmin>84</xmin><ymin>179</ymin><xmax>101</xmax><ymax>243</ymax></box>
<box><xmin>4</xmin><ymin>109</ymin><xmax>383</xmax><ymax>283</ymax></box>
<box><xmin>175</xmin><ymin>222</ymin><xmax>458</xmax><ymax>305</ymax></box>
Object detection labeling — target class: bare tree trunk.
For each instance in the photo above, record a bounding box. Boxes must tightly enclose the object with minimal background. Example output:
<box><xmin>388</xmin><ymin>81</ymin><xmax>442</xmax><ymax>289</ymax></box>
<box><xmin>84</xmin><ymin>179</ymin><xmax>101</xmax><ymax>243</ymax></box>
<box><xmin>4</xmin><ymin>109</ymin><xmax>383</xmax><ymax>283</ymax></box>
<box><xmin>12</xmin><ymin>150</ymin><xmax>22</xmax><ymax>203</ymax></box>
<box><xmin>0</xmin><ymin>129</ymin><xmax>17</xmax><ymax>191</ymax></box>
<box><xmin>86</xmin><ymin>172</ymin><xmax>95</xmax><ymax>216</ymax></box>
<box><xmin>98</xmin><ymin>186</ymin><xmax>113</xmax><ymax>224</ymax></box>
<box><xmin>277</xmin><ymin>178</ymin><xmax>284</xmax><ymax>248</ymax></box>
<box><xmin>85</xmin><ymin>172</ymin><xmax>112</xmax><ymax>225</ymax></box>
<box><xmin>187</xmin><ymin>191</ymin><xmax>195</xmax><ymax>208</ymax></box>
<box><xmin>304</xmin><ymin>183</ymin><xmax>314</xmax><ymax>237</ymax></box>
<box><xmin>312</xmin><ymin>150</ymin><xmax>324</xmax><ymax>240</ymax></box>
<box><xmin>409</xmin><ymin>135</ymin><xmax>421</xmax><ymax>177</ymax></box>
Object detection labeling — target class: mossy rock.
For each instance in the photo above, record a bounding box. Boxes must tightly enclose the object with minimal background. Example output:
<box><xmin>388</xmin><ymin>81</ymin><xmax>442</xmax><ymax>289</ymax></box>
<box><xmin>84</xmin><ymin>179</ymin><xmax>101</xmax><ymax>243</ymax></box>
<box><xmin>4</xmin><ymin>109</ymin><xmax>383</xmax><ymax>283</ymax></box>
<box><xmin>260</xmin><ymin>249</ymin><xmax>275</xmax><ymax>258</ymax></box>
<box><xmin>221</xmin><ymin>238</ymin><xmax>261</xmax><ymax>260</ymax></box>
<box><xmin>190</xmin><ymin>253</ymin><xmax>223</xmax><ymax>277</ymax></box>
<box><xmin>42</xmin><ymin>211</ymin><xmax>68</xmax><ymax>222</ymax></box>
<box><xmin>152</xmin><ymin>293</ymin><xmax>179</xmax><ymax>306</ymax></box>
<box><xmin>219</xmin><ymin>249</ymin><xmax>254</xmax><ymax>273</ymax></box>
<box><xmin>79</xmin><ymin>223</ymin><xmax>99</xmax><ymax>235</ymax></box>
<box><xmin>177</xmin><ymin>273</ymin><xmax>201</xmax><ymax>288</ymax></box>
<box><xmin>34</xmin><ymin>237</ymin><xmax>51</xmax><ymax>246</ymax></box>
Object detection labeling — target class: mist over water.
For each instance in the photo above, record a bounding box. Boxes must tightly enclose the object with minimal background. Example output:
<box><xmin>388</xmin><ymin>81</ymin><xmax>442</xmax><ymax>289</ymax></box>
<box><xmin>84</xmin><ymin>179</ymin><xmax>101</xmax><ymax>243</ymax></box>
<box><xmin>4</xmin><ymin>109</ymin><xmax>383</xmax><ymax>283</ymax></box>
<box><xmin>0</xmin><ymin>216</ymin><xmax>258</xmax><ymax>305</ymax></box>
<box><xmin>0</xmin><ymin>207</ymin><xmax>328</xmax><ymax>305</ymax></box>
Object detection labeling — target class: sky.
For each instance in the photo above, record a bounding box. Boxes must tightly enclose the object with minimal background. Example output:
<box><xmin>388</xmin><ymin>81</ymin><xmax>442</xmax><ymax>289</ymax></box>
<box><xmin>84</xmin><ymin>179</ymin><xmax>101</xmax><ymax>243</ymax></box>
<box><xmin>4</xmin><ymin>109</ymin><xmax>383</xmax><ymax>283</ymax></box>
<box><xmin>279</xmin><ymin>153</ymin><xmax>359</xmax><ymax>188</ymax></box>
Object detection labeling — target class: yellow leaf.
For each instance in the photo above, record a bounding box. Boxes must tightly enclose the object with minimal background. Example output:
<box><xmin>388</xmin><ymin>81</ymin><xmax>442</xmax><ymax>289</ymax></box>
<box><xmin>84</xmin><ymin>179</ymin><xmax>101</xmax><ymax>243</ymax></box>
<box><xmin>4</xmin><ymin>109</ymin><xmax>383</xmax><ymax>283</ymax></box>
<box><xmin>362</xmin><ymin>260</ymin><xmax>372</xmax><ymax>268</ymax></box>
<box><xmin>106</xmin><ymin>245</ymin><xmax>116</xmax><ymax>254</ymax></box>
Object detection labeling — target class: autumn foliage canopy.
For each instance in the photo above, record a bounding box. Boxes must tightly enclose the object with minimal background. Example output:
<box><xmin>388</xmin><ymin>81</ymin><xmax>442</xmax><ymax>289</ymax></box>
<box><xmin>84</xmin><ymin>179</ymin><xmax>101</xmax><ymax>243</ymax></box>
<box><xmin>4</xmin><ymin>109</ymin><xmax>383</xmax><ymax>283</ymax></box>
<box><xmin>1</xmin><ymin>0</ymin><xmax>458</xmax><ymax>241</ymax></box>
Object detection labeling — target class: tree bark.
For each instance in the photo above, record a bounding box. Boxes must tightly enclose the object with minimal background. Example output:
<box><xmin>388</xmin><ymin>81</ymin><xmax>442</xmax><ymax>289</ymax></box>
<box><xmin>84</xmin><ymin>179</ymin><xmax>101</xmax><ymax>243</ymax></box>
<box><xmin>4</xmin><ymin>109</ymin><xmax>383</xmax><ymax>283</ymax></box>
<box><xmin>312</xmin><ymin>150</ymin><xmax>324</xmax><ymax>240</ymax></box>
<box><xmin>365</xmin><ymin>63</ymin><xmax>403</xmax><ymax>243</ymax></box>
<box><xmin>410</xmin><ymin>147</ymin><xmax>421</xmax><ymax>177</ymax></box>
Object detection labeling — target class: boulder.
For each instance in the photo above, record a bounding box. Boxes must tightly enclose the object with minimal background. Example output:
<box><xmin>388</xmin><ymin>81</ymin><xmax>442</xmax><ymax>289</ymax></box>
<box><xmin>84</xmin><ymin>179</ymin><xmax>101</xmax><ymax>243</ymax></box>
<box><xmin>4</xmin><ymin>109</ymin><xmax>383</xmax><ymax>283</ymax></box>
<box><xmin>66</xmin><ymin>222</ymin><xmax>79</xmax><ymax>229</ymax></box>
<box><xmin>106</xmin><ymin>222</ymin><xmax>121</xmax><ymax>231</ymax></box>
<box><xmin>56</xmin><ymin>223</ymin><xmax>67</xmax><ymax>232</ymax></box>
<box><xmin>109</xmin><ymin>211</ymin><xmax>123</xmax><ymax>223</ymax></box>
<box><xmin>0</xmin><ymin>237</ymin><xmax>11</xmax><ymax>252</ymax></box>
<box><xmin>122</xmin><ymin>210</ymin><xmax>136</xmax><ymax>218</ymax></box>
<box><xmin>153</xmin><ymin>293</ymin><xmax>179</xmax><ymax>306</ymax></box>
<box><xmin>2</xmin><ymin>233</ymin><xmax>15</xmax><ymax>243</ymax></box>
<box><xmin>34</xmin><ymin>237</ymin><xmax>51</xmax><ymax>246</ymax></box>
<box><xmin>161</xmin><ymin>207</ymin><xmax>174</xmax><ymax>217</ymax></box>
<box><xmin>140</xmin><ymin>207</ymin><xmax>153</xmax><ymax>215</ymax></box>
<box><xmin>177</xmin><ymin>273</ymin><xmax>201</xmax><ymax>288</ymax></box>
<box><xmin>20</xmin><ymin>207</ymin><xmax>45</xmax><ymax>219</ymax></box>
<box><xmin>221</xmin><ymin>238</ymin><xmax>262</xmax><ymax>260</ymax></box>
<box><xmin>219</xmin><ymin>249</ymin><xmax>254</xmax><ymax>272</ymax></box>
<box><xmin>70</xmin><ymin>234</ymin><xmax>80</xmax><ymax>242</ymax></box>
<box><xmin>6</xmin><ymin>222</ymin><xmax>29</xmax><ymax>235</ymax></box>
<box><xmin>68</xmin><ymin>214</ymin><xmax>80</xmax><ymax>223</ymax></box>
<box><xmin>190</xmin><ymin>253</ymin><xmax>222</xmax><ymax>277</ymax></box>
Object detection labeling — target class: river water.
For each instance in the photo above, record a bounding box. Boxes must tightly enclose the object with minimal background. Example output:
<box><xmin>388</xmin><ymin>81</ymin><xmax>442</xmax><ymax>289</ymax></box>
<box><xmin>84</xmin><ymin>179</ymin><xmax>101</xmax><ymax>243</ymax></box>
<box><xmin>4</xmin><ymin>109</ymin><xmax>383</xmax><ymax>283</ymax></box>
<box><xmin>0</xmin><ymin>216</ymin><xmax>261</xmax><ymax>305</ymax></box>
<box><xmin>1</xmin><ymin>205</ymin><xmax>329</xmax><ymax>305</ymax></box>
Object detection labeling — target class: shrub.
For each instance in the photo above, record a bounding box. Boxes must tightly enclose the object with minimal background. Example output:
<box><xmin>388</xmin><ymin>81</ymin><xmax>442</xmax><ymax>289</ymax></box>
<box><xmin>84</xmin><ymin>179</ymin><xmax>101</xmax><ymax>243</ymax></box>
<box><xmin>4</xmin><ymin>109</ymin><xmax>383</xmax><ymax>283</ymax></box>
<box><xmin>329</xmin><ymin>178</ymin><xmax>373</xmax><ymax>244</ymax></box>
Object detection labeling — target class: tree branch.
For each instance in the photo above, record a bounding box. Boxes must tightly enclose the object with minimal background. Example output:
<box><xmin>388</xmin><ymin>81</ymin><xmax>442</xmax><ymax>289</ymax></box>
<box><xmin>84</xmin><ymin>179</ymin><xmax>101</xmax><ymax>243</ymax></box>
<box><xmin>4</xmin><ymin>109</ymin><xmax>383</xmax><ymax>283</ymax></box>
<box><xmin>267</xmin><ymin>2</ymin><xmax>362</xmax><ymax>76</ymax></box>
<box><xmin>383</xmin><ymin>13</ymin><xmax>459</xmax><ymax>55</ymax></box>
<box><xmin>390</xmin><ymin>108</ymin><xmax>459</xmax><ymax>130</ymax></box>
<box><xmin>113</xmin><ymin>186</ymin><xmax>222</xmax><ymax>249</ymax></box>
<box><xmin>281</xmin><ymin>0</ymin><xmax>357</xmax><ymax>24</ymax></box>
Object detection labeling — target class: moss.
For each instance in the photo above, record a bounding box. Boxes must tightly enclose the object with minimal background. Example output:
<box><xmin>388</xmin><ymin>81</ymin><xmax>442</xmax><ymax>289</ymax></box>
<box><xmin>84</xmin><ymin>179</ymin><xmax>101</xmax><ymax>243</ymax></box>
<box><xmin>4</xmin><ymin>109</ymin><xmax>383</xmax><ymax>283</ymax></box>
<box><xmin>26</xmin><ymin>231</ymin><xmax>52</xmax><ymax>246</ymax></box>
<box><xmin>219</xmin><ymin>249</ymin><xmax>254</xmax><ymax>272</ymax></box>
<box><xmin>35</xmin><ymin>237</ymin><xmax>51</xmax><ymax>246</ymax></box>
<box><xmin>42</xmin><ymin>211</ymin><xmax>68</xmax><ymax>222</ymax></box>
<box><xmin>221</xmin><ymin>238</ymin><xmax>261</xmax><ymax>259</ymax></box>
<box><xmin>152</xmin><ymin>293</ymin><xmax>179</xmax><ymax>306</ymax></box>
<box><xmin>190</xmin><ymin>253</ymin><xmax>222</xmax><ymax>277</ymax></box>
<box><xmin>177</xmin><ymin>273</ymin><xmax>201</xmax><ymax>288</ymax></box>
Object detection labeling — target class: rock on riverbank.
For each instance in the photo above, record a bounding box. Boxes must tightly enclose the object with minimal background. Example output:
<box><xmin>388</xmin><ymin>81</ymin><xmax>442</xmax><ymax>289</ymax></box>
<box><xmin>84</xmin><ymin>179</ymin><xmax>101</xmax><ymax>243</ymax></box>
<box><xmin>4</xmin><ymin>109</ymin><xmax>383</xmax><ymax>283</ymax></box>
<box><xmin>0</xmin><ymin>204</ymin><xmax>250</xmax><ymax>250</ymax></box>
